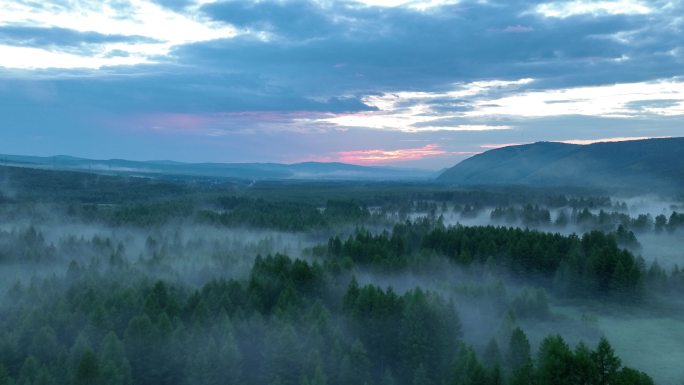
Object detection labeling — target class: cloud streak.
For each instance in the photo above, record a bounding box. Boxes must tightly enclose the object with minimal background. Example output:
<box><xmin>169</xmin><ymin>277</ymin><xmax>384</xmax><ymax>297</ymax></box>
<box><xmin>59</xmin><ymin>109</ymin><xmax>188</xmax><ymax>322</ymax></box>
<box><xmin>535</xmin><ymin>0</ymin><xmax>653</xmax><ymax>18</ymax></box>
<box><xmin>312</xmin><ymin>79</ymin><xmax>531</xmax><ymax>132</ymax></box>
<box><xmin>310</xmin><ymin>77</ymin><xmax>684</xmax><ymax>135</ymax></box>
<box><xmin>465</xmin><ymin>78</ymin><xmax>684</xmax><ymax>118</ymax></box>
<box><xmin>0</xmin><ymin>0</ymin><xmax>237</xmax><ymax>69</ymax></box>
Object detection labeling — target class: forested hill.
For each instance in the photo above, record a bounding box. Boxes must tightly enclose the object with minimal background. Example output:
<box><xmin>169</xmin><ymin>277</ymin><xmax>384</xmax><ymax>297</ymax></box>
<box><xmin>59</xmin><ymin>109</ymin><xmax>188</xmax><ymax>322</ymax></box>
<box><xmin>0</xmin><ymin>154</ymin><xmax>434</xmax><ymax>181</ymax></box>
<box><xmin>437</xmin><ymin>137</ymin><xmax>684</xmax><ymax>193</ymax></box>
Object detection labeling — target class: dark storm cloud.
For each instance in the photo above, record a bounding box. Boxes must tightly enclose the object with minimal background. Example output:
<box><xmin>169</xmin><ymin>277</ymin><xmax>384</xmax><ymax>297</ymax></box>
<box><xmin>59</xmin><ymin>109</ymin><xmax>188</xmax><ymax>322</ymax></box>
<box><xmin>0</xmin><ymin>69</ymin><xmax>376</xmax><ymax>114</ymax></box>
<box><xmin>181</xmin><ymin>0</ymin><xmax>683</xmax><ymax>96</ymax></box>
<box><xmin>200</xmin><ymin>0</ymin><xmax>338</xmax><ymax>39</ymax></box>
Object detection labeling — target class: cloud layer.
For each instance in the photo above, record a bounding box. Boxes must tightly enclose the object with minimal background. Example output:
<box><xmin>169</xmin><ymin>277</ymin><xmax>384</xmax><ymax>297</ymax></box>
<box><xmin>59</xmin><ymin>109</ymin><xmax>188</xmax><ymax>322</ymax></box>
<box><xmin>1</xmin><ymin>0</ymin><xmax>683</xmax><ymax>168</ymax></box>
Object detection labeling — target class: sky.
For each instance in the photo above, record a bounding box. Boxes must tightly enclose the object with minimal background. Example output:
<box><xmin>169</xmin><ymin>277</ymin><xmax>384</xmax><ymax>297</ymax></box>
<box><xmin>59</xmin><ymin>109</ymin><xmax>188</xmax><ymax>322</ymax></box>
<box><xmin>1</xmin><ymin>0</ymin><xmax>683</xmax><ymax>169</ymax></box>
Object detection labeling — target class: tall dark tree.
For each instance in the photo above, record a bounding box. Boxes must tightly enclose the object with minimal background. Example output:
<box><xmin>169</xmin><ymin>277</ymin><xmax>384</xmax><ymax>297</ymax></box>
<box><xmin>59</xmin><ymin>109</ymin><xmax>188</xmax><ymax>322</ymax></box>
<box><xmin>592</xmin><ymin>338</ymin><xmax>621</xmax><ymax>385</ymax></box>
<box><xmin>74</xmin><ymin>351</ymin><xmax>100</xmax><ymax>385</ymax></box>
<box><xmin>0</xmin><ymin>365</ymin><xmax>12</xmax><ymax>385</ymax></box>
<box><xmin>18</xmin><ymin>356</ymin><xmax>40</xmax><ymax>385</ymax></box>
<box><xmin>572</xmin><ymin>342</ymin><xmax>598</xmax><ymax>385</ymax></box>
<box><xmin>452</xmin><ymin>345</ymin><xmax>486</xmax><ymax>385</ymax></box>
<box><xmin>536</xmin><ymin>335</ymin><xmax>574</xmax><ymax>385</ymax></box>
<box><xmin>507</xmin><ymin>328</ymin><xmax>531</xmax><ymax>371</ymax></box>
<box><xmin>99</xmin><ymin>333</ymin><xmax>132</xmax><ymax>385</ymax></box>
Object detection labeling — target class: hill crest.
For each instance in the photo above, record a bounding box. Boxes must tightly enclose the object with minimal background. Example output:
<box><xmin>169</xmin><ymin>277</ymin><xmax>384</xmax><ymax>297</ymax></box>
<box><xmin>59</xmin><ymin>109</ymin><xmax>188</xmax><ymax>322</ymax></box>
<box><xmin>437</xmin><ymin>137</ymin><xmax>684</xmax><ymax>192</ymax></box>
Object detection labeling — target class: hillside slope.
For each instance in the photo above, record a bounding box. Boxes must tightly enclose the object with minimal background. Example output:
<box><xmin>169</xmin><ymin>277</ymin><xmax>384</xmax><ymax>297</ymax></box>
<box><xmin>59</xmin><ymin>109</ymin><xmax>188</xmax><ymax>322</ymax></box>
<box><xmin>437</xmin><ymin>137</ymin><xmax>684</xmax><ymax>192</ymax></box>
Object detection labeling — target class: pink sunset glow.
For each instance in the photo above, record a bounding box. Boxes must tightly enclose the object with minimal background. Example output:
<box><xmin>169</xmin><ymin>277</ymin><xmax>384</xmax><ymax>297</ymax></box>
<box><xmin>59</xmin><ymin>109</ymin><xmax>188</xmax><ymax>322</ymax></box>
<box><xmin>147</xmin><ymin>113</ymin><xmax>207</xmax><ymax>130</ymax></box>
<box><xmin>110</xmin><ymin>111</ymin><xmax>333</xmax><ymax>136</ymax></box>
<box><xmin>335</xmin><ymin>144</ymin><xmax>480</xmax><ymax>164</ymax></box>
<box><xmin>559</xmin><ymin>136</ymin><xmax>672</xmax><ymax>145</ymax></box>
<box><xmin>480</xmin><ymin>143</ymin><xmax>526</xmax><ymax>149</ymax></box>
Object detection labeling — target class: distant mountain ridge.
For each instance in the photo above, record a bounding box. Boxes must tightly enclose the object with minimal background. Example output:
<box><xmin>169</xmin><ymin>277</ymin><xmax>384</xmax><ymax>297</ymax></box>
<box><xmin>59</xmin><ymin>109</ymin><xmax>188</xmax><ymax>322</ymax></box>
<box><xmin>437</xmin><ymin>137</ymin><xmax>684</xmax><ymax>192</ymax></box>
<box><xmin>0</xmin><ymin>154</ymin><xmax>435</xmax><ymax>181</ymax></box>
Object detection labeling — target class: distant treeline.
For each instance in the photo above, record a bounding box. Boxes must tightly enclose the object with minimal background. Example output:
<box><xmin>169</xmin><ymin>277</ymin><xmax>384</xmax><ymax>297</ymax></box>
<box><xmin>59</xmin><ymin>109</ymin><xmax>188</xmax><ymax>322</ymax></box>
<box><xmin>0</xmin><ymin>165</ymin><xmax>191</xmax><ymax>203</ymax></box>
<box><xmin>490</xmin><ymin>204</ymin><xmax>684</xmax><ymax>234</ymax></box>
<box><xmin>1</xmin><ymin>164</ymin><xmax>616</xmax><ymax>209</ymax></box>
<box><xmin>60</xmin><ymin>198</ymin><xmax>374</xmax><ymax>231</ymax></box>
<box><xmin>322</xmin><ymin>221</ymin><xmax>645</xmax><ymax>300</ymax></box>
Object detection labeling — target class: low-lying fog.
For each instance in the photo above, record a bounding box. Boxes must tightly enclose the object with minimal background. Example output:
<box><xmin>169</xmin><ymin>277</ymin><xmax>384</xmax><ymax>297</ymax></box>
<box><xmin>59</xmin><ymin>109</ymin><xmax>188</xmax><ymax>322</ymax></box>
<box><xmin>399</xmin><ymin>196</ymin><xmax>684</xmax><ymax>384</ymax></box>
<box><xmin>1</xmin><ymin>194</ymin><xmax>683</xmax><ymax>384</ymax></box>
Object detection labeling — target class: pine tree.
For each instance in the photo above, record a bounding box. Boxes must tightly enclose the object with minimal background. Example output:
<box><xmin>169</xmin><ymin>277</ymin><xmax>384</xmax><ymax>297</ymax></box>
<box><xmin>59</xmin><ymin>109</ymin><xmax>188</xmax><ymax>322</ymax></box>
<box><xmin>0</xmin><ymin>365</ymin><xmax>13</xmax><ymax>385</ymax></box>
<box><xmin>99</xmin><ymin>332</ymin><xmax>132</xmax><ymax>385</ymax></box>
<box><xmin>509</xmin><ymin>361</ymin><xmax>534</xmax><ymax>385</ymax></box>
<box><xmin>412</xmin><ymin>363</ymin><xmax>432</xmax><ymax>385</ymax></box>
<box><xmin>214</xmin><ymin>315</ymin><xmax>242</xmax><ymax>383</ymax></box>
<box><xmin>400</xmin><ymin>290</ymin><xmax>437</xmax><ymax>380</ymax></box>
<box><xmin>74</xmin><ymin>351</ymin><xmax>99</xmax><ymax>385</ymax></box>
<box><xmin>592</xmin><ymin>337</ymin><xmax>621</xmax><ymax>385</ymax></box>
<box><xmin>123</xmin><ymin>314</ymin><xmax>155</xmax><ymax>384</ymax></box>
<box><xmin>507</xmin><ymin>328</ymin><xmax>531</xmax><ymax>371</ymax></box>
<box><xmin>536</xmin><ymin>335</ymin><xmax>573</xmax><ymax>385</ymax></box>
<box><xmin>308</xmin><ymin>364</ymin><xmax>327</xmax><ymax>385</ymax></box>
<box><xmin>380</xmin><ymin>368</ymin><xmax>397</xmax><ymax>385</ymax></box>
<box><xmin>483</xmin><ymin>339</ymin><xmax>502</xmax><ymax>367</ymax></box>
<box><xmin>486</xmin><ymin>364</ymin><xmax>503</xmax><ymax>385</ymax></box>
<box><xmin>69</xmin><ymin>332</ymin><xmax>93</xmax><ymax>377</ymax></box>
<box><xmin>615</xmin><ymin>368</ymin><xmax>654</xmax><ymax>385</ymax></box>
<box><xmin>29</xmin><ymin>327</ymin><xmax>61</xmax><ymax>365</ymax></box>
<box><xmin>348</xmin><ymin>340</ymin><xmax>371</xmax><ymax>385</ymax></box>
<box><xmin>572</xmin><ymin>342</ymin><xmax>597</xmax><ymax>385</ymax></box>
<box><xmin>18</xmin><ymin>356</ymin><xmax>40</xmax><ymax>385</ymax></box>
<box><xmin>33</xmin><ymin>366</ymin><xmax>54</xmax><ymax>385</ymax></box>
<box><xmin>452</xmin><ymin>345</ymin><xmax>486</xmax><ymax>385</ymax></box>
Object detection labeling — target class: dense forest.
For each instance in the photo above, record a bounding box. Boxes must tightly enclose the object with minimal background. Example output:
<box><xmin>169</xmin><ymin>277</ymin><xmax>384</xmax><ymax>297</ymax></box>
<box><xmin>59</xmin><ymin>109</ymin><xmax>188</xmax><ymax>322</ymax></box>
<box><xmin>1</xmin><ymin>165</ymin><xmax>683</xmax><ymax>384</ymax></box>
<box><xmin>323</xmin><ymin>222</ymin><xmax>645</xmax><ymax>299</ymax></box>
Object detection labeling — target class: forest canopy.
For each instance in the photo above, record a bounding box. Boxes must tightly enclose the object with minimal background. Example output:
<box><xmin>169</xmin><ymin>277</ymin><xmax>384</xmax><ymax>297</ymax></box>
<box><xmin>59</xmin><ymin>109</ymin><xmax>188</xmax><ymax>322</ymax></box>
<box><xmin>0</xmin><ymin>165</ymin><xmax>678</xmax><ymax>384</ymax></box>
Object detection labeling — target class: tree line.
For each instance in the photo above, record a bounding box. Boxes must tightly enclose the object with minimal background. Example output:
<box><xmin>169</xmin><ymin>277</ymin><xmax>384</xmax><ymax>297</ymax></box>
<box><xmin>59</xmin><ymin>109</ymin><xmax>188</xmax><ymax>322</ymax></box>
<box><xmin>324</xmin><ymin>221</ymin><xmax>645</xmax><ymax>300</ymax></box>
